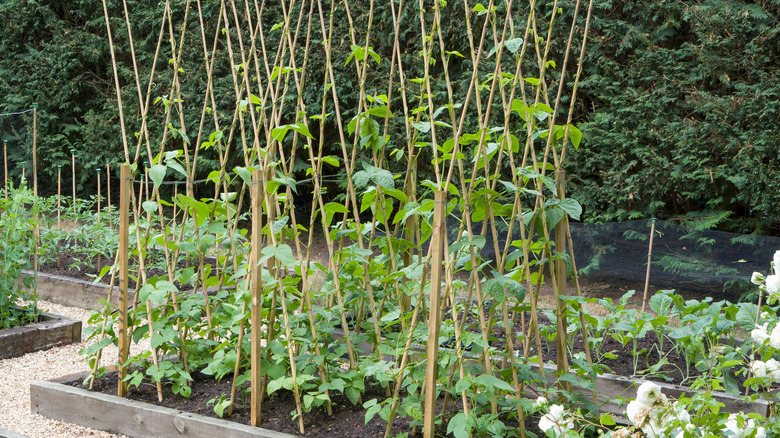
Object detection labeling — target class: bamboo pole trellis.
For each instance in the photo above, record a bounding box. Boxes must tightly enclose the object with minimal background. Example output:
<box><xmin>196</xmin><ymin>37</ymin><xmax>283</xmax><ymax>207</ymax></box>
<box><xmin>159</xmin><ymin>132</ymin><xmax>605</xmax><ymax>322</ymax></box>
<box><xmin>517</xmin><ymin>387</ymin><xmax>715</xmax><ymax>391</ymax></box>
<box><xmin>89</xmin><ymin>0</ymin><xmax>597</xmax><ymax>435</ymax></box>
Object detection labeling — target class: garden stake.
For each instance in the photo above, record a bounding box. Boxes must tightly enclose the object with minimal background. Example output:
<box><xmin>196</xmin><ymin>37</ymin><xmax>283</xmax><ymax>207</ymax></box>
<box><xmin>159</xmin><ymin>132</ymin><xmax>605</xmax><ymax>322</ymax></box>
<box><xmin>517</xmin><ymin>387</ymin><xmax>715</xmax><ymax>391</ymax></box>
<box><xmin>96</xmin><ymin>167</ymin><xmax>102</xmax><ymax>272</ymax></box>
<box><xmin>250</xmin><ymin>169</ymin><xmax>263</xmax><ymax>427</ymax></box>
<box><xmin>2</xmin><ymin>140</ymin><xmax>6</xmax><ymax>200</ymax></box>
<box><xmin>106</xmin><ymin>160</ymin><xmax>112</xmax><ymax>224</ymax></box>
<box><xmin>641</xmin><ymin>218</ymin><xmax>658</xmax><ymax>313</ymax></box>
<box><xmin>227</xmin><ymin>300</ymin><xmax>247</xmax><ymax>417</ymax></box>
<box><xmin>32</xmin><ymin>102</ymin><xmax>37</xmax><ymax>197</ymax></box>
<box><xmin>57</xmin><ymin>164</ymin><xmax>62</xmax><ymax>268</ymax></box>
<box><xmin>71</xmin><ymin>148</ymin><xmax>76</xmax><ymax>216</ymax></box>
<box><xmin>117</xmin><ymin>164</ymin><xmax>131</xmax><ymax>397</ymax></box>
<box><xmin>423</xmin><ymin>191</ymin><xmax>446</xmax><ymax>438</ymax></box>
<box><xmin>97</xmin><ymin>167</ymin><xmax>102</xmax><ymax>223</ymax></box>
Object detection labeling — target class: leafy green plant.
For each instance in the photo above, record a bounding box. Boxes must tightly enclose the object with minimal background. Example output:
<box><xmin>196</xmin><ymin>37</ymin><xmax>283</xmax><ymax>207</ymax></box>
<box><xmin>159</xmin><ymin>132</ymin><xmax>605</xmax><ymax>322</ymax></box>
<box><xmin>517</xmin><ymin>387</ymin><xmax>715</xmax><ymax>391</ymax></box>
<box><xmin>0</xmin><ymin>184</ymin><xmax>40</xmax><ymax>329</ymax></box>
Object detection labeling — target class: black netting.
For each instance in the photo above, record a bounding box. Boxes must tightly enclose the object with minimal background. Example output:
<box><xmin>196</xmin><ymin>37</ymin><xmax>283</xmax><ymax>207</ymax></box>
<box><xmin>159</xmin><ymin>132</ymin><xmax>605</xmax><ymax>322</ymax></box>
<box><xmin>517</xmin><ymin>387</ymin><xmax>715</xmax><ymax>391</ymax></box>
<box><xmin>440</xmin><ymin>212</ymin><xmax>779</xmax><ymax>297</ymax></box>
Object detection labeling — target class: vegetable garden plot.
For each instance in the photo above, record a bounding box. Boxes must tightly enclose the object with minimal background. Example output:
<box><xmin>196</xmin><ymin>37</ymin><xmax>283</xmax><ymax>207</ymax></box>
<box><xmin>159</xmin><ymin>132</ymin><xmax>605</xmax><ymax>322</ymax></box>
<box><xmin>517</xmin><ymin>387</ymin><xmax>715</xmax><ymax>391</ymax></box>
<box><xmin>22</xmin><ymin>0</ymin><xmax>776</xmax><ymax>437</ymax></box>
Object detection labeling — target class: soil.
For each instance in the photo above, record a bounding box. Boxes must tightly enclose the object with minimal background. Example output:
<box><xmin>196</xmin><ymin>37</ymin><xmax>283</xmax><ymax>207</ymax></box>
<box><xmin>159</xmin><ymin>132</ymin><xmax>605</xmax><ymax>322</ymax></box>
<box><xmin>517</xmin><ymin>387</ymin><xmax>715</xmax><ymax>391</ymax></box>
<box><xmin>74</xmin><ymin>371</ymin><xmax>545</xmax><ymax>438</ymax></box>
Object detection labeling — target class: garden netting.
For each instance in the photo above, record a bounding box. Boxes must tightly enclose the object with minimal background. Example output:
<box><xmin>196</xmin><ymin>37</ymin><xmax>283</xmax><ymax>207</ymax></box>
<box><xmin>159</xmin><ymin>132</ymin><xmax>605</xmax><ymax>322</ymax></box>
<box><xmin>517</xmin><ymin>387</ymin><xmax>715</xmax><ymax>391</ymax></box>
<box><xmin>446</xmin><ymin>215</ymin><xmax>780</xmax><ymax>298</ymax></box>
<box><xmin>568</xmin><ymin>219</ymin><xmax>780</xmax><ymax>297</ymax></box>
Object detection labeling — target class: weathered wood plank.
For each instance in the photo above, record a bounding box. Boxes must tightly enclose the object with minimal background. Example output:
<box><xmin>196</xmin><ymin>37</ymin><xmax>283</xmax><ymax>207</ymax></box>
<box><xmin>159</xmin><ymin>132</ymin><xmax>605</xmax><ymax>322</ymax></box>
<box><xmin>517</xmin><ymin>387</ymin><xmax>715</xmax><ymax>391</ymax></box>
<box><xmin>0</xmin><ymin>313</ymin><xmax>81</xmax><ymax>360</ymax></box>
<box><xmin>21</xmin><ymin>270</ymin><xmax>136</xmax><ymax>309</ymax></box>
<box><xmin>31</xmin><ymin>379</ymin><xmax>299</xmax><ymax>438</ymax></box>
<box><xmin>0</xmin><ymin>428</ymin><xmax>31</xmax><ymax>438</ymax></box>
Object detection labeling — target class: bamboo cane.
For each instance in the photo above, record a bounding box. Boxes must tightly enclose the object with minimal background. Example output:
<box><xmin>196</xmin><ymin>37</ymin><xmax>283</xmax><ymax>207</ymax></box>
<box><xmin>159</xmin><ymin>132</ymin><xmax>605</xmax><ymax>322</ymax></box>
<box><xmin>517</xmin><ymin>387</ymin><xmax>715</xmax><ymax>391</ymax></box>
<box><xmin>641</xmin><ymin>218</ymin><xmax>658</xmax><ymax>313</ymax></box>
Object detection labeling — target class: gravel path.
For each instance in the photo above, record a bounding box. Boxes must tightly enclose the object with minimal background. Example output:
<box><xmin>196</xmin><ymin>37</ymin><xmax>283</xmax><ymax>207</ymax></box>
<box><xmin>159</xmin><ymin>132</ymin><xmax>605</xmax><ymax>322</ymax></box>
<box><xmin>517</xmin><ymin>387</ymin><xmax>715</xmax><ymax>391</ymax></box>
<box><xmin>0</xmin><ymin>301</ymin><xmax>148</xmax><ymax>438</ymax></box>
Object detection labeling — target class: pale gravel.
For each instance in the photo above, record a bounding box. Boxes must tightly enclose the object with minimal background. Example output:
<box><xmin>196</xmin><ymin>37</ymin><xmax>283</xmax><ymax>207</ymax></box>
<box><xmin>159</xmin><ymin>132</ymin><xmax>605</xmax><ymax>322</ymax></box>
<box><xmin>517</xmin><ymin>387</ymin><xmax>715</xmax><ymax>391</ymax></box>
<box><xmin>0</xmin><ymin>300</ymin><xmax>151</xmax><ymax>438</ymax></box>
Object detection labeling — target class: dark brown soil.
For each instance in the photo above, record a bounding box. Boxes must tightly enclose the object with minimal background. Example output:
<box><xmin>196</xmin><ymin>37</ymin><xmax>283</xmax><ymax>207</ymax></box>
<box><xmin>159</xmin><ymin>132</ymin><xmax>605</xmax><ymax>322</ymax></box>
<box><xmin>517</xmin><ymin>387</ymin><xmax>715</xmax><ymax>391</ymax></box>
<box><xmin>74</xmin><ymin>371</ymin><xmax>543</xmax><ymax>438</ymax></box>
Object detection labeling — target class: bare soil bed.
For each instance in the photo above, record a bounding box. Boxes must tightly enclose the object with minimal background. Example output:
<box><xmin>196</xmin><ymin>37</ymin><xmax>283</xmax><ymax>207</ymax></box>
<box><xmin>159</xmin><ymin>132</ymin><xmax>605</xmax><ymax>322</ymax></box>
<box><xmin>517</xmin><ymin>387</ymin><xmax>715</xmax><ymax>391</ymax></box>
<box><xmin>71</xmin><ymin>372</ymin><xmax>546</xmax><ymax>438</ymax></box>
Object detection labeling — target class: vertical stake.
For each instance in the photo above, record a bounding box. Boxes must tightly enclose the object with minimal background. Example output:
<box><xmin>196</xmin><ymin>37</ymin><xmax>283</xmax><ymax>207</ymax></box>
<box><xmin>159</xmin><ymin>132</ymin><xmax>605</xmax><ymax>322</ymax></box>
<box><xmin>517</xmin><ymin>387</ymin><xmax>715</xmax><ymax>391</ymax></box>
<box><xmin>71</xmin><ymin>148</ymin><xmax>77</xmax><ymax>215</ymax></box>
<box><xmin>57</xmin><ymin>165</ymin><xmax>62</xmax><ymax>269</ymax></box>
<box><xmin>106</xmin><ymin>160</ymin><xmax>112</xmax><ymax>224</ymax></box>
<box><xmin>32</xmin><ymin>103</ymin><xmax>37</xmax><ymax>197</ymax></box>
<box><xmin>97</xmin><ymin>168</ymin><xmax>102</xmax><ymax>223</ymax></box>
<box><xmin>57</xmin><ymin>165</ymin><xmax>62</xmax><ymax>230</ymax></box>
<box><xmin>3</xmin><ymin>140</ymin><xmax>7</xmax><ymax>200</ymax></box>
<box><xmin>250</xmin><ymin>169</ymin><xmax>264</xmax><ymax>426</ymax></box>
<box><xmin>641</xmin><ymin>219</ymin><xmax>657</xmax><ymax>313</ymax></box>
<box><xmin>554</xmin><ymin>171</ymin><xmax>570</xmax><ymax>380</ymax></box>
<box><xmin>117</xmin><ymin>164</ymin><xmax>131</xmax><ymax>397</ymax></box>
<box><xmin>423</xmin><ymin>190</ymin><xmax>446</xmax><ymax>438</ymax></box>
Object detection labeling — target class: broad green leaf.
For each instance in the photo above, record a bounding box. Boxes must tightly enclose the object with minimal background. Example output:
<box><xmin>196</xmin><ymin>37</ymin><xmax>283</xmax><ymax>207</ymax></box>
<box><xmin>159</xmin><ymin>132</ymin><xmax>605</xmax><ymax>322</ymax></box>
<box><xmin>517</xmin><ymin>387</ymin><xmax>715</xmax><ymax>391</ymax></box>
<box><xmin>142</xmin><ymin>201</ymin><xmax>158</xmax><ymax>214</ymax></box>
<box><xmin>149</xmin><ymin>164</ymin><xmax>167</xmax><ymax>189</ymax></box>
<box><xmin>505</xmin><ymin>38</ymin><xmax>523</xmax><ymax>54</ymax></box>
<box><xmin>735</xmin><ymin>303</ymin><xmax>758</xmax><ymax>331</ymax></box>
<box><xmin>447</xmin><ymin>412</ymin><xmax>472</xmax><ymax>438</ymax></box>
<box><xmin>234</xmin><ymin>166</ymin><xmax>252</xmax><ymax>185</ymax></box>
<box><xmin>568</xmin><ymin>124</ymin><xmax>583</xmax><ymax>149</ymax></box>
<box><xmin>558</xmin><ymin>198</ymin><xmax>582</xmax><ymax>221</ymax></box>
<box><xmin>475</xmin><ymin>374</ymin><xmax>515</xmax><ymax>392</ymax></box>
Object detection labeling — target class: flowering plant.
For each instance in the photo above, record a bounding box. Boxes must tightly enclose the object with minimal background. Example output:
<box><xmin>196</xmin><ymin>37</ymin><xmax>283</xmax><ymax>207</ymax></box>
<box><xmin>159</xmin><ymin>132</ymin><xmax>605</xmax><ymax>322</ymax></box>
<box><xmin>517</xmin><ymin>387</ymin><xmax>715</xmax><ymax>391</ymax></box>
<box><xmin>749</xmin><ymin>250</ymin><xmax>780</xmax><ymax>389</ymax></box>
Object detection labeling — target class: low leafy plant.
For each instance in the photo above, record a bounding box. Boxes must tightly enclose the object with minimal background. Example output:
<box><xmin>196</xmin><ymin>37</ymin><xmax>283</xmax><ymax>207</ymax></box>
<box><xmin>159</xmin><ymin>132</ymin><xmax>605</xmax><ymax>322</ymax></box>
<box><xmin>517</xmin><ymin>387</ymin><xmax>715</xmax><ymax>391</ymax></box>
<box><xmin>0</xmin><ymin>184</ymin><xmax>40</xmax><ymax>329</ymax></box>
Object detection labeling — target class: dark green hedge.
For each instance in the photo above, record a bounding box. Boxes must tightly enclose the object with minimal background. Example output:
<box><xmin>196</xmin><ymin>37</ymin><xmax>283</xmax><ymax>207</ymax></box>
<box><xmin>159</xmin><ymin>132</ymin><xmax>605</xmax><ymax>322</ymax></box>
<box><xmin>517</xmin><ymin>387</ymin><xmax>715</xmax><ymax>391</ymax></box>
<box><xmin>1</xmin><ymin>0</ymin><xmax>778</xmax><ymax>232</ymax></box>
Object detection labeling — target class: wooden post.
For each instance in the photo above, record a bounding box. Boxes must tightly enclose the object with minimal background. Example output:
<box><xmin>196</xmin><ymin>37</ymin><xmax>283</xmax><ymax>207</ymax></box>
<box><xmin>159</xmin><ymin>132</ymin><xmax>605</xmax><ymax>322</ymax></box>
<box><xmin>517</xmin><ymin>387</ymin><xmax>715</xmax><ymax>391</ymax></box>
<box><xmin>641</xmin><ymin>219</ymin><xmax>657</xmax><ymax>313</ymax></box>
<box><xmin>250</xmin><ymin>169</ymin><xmax>263</xmax><ymax>426</ymax></box>
<box><xmin>32</xmin><ymin>103</ymin><xmax>37</xmax><ymax>197</ymax></box>
<box><xmin>554</xmin><ymin>171</ymin><xmax>570</xmax><ymax>379</ymax></box>
<box><xmin>57</xmin><ymin>165</ymin><xmax>62</xmax><ymax>269</ymax></box>
<box><xmin>117</xmin><ymin>164</ymin><xmax>131</xmax><ymax>397</ymax></box>
<box><xmin>423</xmin><ymin>190</ymin><xmax>446</xmax><ymax>438</ymax></box>
<box><xmin>3</xmin><ymin>140</ymin><xmax>7</xmax><ymax>200</ymax></box>
<box><xmin>71</xmin><ymin>149</ymin><xmax>77</xmax><ymax>214</ymax></box>
<box><xmin>96</xmin><ymin>168</ymin><xmax>102</xmax><ymax>223</ymax></box>
<box><xmin>106</xmin><ymin>160</ymin><xmax>112</xmax><ymax>222</ymax></box>
<box><xmin>57</xmin><ymin>165</ymin><xmax>62</xmax><ymax>230</ymax></box>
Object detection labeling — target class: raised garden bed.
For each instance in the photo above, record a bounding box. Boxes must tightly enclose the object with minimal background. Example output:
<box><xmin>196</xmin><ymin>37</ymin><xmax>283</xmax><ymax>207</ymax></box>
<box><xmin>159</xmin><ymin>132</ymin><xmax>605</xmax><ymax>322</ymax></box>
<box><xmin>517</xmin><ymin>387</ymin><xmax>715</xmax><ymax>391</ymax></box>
<box><xmin>21</xmin><ymin>269</ymin><xmax>134</xmax><ymax>309</ymax></box>
<box><xmin>32</xmin><ymin>373</ymin><xmax>387</xmax><ymax>438</ymax></box>
<box><xmin>0</xmin><ymin>312</ymin><xmax>81</xmax><ymax>360</ymax></box>
<box><xmin>0</xmin><ymin>429</ymin><xmax>30</xmax><ymax>438</ymax></box>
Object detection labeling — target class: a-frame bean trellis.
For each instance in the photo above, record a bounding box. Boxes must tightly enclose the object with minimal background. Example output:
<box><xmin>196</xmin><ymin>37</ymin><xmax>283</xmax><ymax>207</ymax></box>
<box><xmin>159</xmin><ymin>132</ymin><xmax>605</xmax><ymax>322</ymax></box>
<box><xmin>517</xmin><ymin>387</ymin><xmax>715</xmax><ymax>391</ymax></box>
<box><xmin>87</xmin><ymin>0</ymin><xmax>596</xmax><ymax>436</ymax></box>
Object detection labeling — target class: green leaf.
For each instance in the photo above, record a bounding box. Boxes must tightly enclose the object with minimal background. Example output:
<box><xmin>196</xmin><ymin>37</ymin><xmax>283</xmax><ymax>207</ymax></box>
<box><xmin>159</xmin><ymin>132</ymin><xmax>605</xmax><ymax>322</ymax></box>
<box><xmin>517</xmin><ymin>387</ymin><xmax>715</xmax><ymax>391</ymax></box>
<box><xmin>735</xmin><ymin>303</ymin><xmax>758</xmax><ymax>331</ymax></box>
<box><xmin>505</xmin><ymin>38</ymin><xmax>523</xmax><ymax>54</ymax></box>
<box><xmin>149</xmin><ymin>164</ymin><xmax>167</xmax><ymax>189</ymax></box>
<box><xmin>558</xmin><ymin>198</ymin><xmax>582</xmax><ymax>221</ymax></box>
<box><xmin>289</xmin><ymin>123</ymin><xmax>314</xmax><ymax>139</ymax></box>
<box><xmin>568</xmin><ymin>124</ymin><xmax>582</xmax><ymax>149</ymax></box>
<box><xmin>142</xmin><ymin>201</ymin><xmax>158</xmax><ymax>214</ymax></box>
<box><xmin>600</xmin><ymin>413</ymin><xmax>616</xmax><ymax>426</ymax></box>
<box><xmin>323</xmin><ymin>202</ymin><xmax>349</xmax><ymax>228</ymax></box>
<box><xmin>234</xmin><ymin>166</ymin><xmax>252</xmax><ymax>185</ymax></box>
<box><xmin>474</xmin><ymin>374</ymin><xmax>516</xmax><ymax>392</ymax></box>
<box><xmin>447</xmin><ymin>412</ymin><xmax>472</xmax><ymax>438</ymax></box>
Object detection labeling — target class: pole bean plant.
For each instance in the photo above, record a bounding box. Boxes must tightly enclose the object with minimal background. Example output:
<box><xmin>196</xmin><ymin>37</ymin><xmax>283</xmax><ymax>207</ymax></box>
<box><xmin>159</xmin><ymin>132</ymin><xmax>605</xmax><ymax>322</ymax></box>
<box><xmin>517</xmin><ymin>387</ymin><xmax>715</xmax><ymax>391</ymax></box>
<box><xmin>68</xmin><ymin>0</ymin><xmax>780</xmax><ymax>437</ymax></box>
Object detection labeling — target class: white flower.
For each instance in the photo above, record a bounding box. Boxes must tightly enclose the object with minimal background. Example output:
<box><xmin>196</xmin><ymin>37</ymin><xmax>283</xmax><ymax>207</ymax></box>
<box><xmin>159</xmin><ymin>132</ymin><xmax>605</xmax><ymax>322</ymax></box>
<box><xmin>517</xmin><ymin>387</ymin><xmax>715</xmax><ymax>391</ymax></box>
<box><xmin>752</xmin><ymin>323</ymin><xmax>770</xmax><ymax>345</ymax></box>
<box><xmin>538</xmin><ymin>404</ymin><xmax>574</xmax><ymax>436</ymax></box>
<box><xmin>626</xmin><ymin>399</ymin><xmax>650</xmax><ymax>427</ymax></box>
<box><xmin>535</xmin><ymin>396</ymin><xmax>548</xmax><ymax>408</ymax></box>
<box><xmin>766</xmin><ymin>358</ymin><xmax>780</xmax><ymax>382</ymax></box>
<box><xmin>774</xmin><ymin>249</ymin><xmax>780</xmax><ymax>275</ymax></box>
<box><xmin>723</xmin><ymin>414</ymin><xmax>764</xmax><ymax>438</ymax></box>
<box><xmin>635</xmin><ymin>381</ymin><xmax>664</xmax><ymax>407</ymax></box>
<box><xmin>611</xmin><ymin>428</ymin><xmax>631</xmax><ymax>438</ymax></box>
<box><xmin>752</xmin><ymin>271</ymin><xmax>765</xmax><ymax>285</ymax></box>
<box><xmin>766</xmin><ymin>274</ymin><xmax>780</xmax><ymax>295</ymax></box>
<box><xmin>771</xmin><ymin>324</ymin><xmax>780</xmax><ymax>349</ymax></box>
<box><xmin>673</xmin><ymin>402</ymin><xmax>690</xmax><ymax>423</ymax></box>
<box><xmin>640</xmin><ymin>415</ymin><xmax>665</xmax><ymax>438</ymax></box>
<box><xmin>751</xmin><ymin>360</ymin><xmax>768</xmax><ymax>379</ymax></box>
